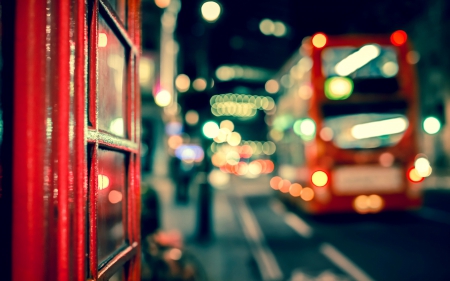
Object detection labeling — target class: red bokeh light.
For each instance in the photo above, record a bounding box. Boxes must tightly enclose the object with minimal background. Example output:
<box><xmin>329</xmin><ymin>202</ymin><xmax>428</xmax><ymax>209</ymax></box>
<box><xmin>391</xmin><ymin>30</ymin><xmax>407</xmax><ymax>46</ymax></box>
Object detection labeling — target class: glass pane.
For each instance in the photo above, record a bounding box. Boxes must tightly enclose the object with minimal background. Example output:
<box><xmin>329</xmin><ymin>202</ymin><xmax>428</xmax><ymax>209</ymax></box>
<box><xmin>97</xmin><ymin>149</ymin><xmax>126</xmax><ymax>263</ymax></box>
<box><xmin>106</xmin><ymin>0</ymin><xmax>127</xmax><ymax>28</ymax></box>
<box><xmin>98</xmin><ymin>14</ymin><xmax>127</xmax><ymax>138</ymax></box>
<box><xmin>322</xmin><ymin>46</ymin><xmax>398</xmax><ymax>78</ymax></box>
<box><xmin>109</xmin><ymin>267</ymin><xmax>124</xmax><ymax>281</ymax></box>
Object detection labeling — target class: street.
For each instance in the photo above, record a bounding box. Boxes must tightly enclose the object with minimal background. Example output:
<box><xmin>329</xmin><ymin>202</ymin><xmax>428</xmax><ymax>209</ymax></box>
<box><xmin>230</xmin><ymin>176</ymin><xmax>450</xmax><ymax>281</ymax></box>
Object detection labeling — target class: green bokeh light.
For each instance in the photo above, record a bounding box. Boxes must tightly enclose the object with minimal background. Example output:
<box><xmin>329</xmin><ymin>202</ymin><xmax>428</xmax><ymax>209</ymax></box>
<box><xmin>324</xmin><ymin>77</ymin><xmax>354</xmax><ymax>100</ymax></box>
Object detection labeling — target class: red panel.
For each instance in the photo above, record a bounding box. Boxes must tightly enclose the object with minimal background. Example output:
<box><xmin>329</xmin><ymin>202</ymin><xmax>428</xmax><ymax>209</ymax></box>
<box><xmin>74</xmin><ymin>0</ymin><xmax>88</xmax><ymax>280</ymax></box>
<box><xmin>13</xmin><ymin>1</ymin><xmax>47</xmax><ymax>281</ymax></box>
<box><xmin>89</xmin><ymin>145</ymin><xmax>99</xmax><ymax>279</ymax></box>
<box><xmin>54</xmin><ymin>1</ymin><xmax>71</xmax><ymax>280</ymax></box>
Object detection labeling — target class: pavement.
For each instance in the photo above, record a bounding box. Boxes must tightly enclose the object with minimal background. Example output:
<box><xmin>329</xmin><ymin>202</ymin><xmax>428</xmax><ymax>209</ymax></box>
<box><xmin>142</xmin><ymin>172</ymin><xmax>270</xmax><ymax>281</ymax></box>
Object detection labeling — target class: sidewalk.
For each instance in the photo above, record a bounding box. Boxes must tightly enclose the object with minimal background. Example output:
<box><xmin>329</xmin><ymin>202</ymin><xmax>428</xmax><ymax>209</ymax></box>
<box><xmin>142</xmin><ymin>173</ymin><xmax>269</xmax><ymax>281</ymax></box>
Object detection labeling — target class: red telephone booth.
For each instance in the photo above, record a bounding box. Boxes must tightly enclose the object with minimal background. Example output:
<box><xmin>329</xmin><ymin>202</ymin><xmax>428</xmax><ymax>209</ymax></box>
<box><xmin>4</xmin><ymin>0</ymin><xmax>142</xmax><ymax>280</ymax></box>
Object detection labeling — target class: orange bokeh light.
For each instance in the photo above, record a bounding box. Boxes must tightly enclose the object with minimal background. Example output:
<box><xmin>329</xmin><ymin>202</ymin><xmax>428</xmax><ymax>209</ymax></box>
<box><xmin>390</xmin><ymin>30</ymin><xmax>407</xmax><ymax>46</ymax></box>
<box><xmin>312</xmin><ymin>33</ymin><xmax>327</xmax><ymax>48</ymax></box>
<box><xmin>278</xmin><ymin>179</ymin><xmax>291</xmax><ymax>193</ymax></box>
<box><xmin>301</xmin><ymin>187</ymin><xmax>314</xmax><ymax>201</ymax></box>
<box><xmin>289</xmin><ymin>183</ymin><xmax>302</xmax><ymax>197</ymax></box>
<box><xmin>270</xmin><ymin>176</ymin><xmax>282</xmax><ymax>190</ymax></box>
<box><xmin>408</xmin><ymin>167</ymin><xmax>424</xmax><ymax>183</ymax></box>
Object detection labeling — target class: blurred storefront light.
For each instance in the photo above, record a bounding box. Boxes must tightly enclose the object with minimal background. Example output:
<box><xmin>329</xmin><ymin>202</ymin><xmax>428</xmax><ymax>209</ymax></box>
<box><xmin>168</xmin><ymin>135</ymin><xmax>183</xmax><ymax>149</ymax></box>
<box><xmin>193</xmin><ymin>78</ymin><xmax>207</xmax><ymax>91</ymax></box>
<box><xmin>185</xmin><ymin>110</ymin><xmax>199</xmax><ymax>125</ymax></box>
<box><xmin>202</xmin><ymin>121</ymin><xmax>220</xmax><ymax>138</ymax></box>
<box><xmin>155</xmin><ymin>0</ymin><xmax>171</xmax><ymax>8</ymax></box>
<box><xmin>265</xmin><ymin>79</ymin><xmax>279</xmax><ymax>94</ymax></box>
<box><xmin>165</xmin><ymin>121</ymin><xmax>183</xmax><ymax>136</ymax></box>
<box><xmin>273</xmin><ymin>21</ymin><xmax>287</xmax><ymax>37</ymax></box>
<box><xmin>227</xmin><ymin>132</ymin><xmax>241</xmax><ymax>146</ymax></box>
<box><xmin>175</xmin><ymin>74</ymin><xmax>190</xmax><ymax>92</ymax></box>
<box><xmin>220</xmin><ymin>120</ymin><xmax>234</xmax><ymax>131</ymax></box>
<box><xmin>155</xmin><ymin>90</ymin><xmax>172</xmax><ymax>107</ymax></box>
<box><xmin>259</xmin><ymin>19</ymin><xmax>274</xmax><ymax>35</ymax></box>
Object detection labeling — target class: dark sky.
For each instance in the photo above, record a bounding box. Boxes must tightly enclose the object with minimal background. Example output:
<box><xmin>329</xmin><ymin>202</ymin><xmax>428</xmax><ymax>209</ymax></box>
<box><xmin>176</xmin><ymin>0</ymin><xmax>428</xmax><ymax>76</ymax></box>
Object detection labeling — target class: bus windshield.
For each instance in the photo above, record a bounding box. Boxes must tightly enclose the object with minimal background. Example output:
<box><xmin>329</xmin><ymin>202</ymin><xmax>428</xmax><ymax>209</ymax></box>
<box><xmin>322</xmin><ymin>45</ymin><xmax>399</xmax><ymax>79</ymax></box>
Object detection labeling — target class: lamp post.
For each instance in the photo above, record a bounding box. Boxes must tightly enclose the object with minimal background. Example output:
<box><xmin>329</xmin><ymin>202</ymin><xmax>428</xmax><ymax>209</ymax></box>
<box><xmin>195</xmin><ymin>2</ymin><xmax>221</xmax><ymax>241</ymax></box>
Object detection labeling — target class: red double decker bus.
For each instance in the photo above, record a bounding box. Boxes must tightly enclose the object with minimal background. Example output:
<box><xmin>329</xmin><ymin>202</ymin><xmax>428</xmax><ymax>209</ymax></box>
<box><xmin>269</xmin><ymin>31</ymin><xmax>430</xmax><ymax>214</ymax></box>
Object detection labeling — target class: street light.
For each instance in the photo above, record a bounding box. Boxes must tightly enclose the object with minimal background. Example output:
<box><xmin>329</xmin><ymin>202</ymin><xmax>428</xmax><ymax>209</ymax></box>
<box><xmin>201</xmin><ymin>1</ymin><xmax>221</xmax><ymax>22</ymax></box>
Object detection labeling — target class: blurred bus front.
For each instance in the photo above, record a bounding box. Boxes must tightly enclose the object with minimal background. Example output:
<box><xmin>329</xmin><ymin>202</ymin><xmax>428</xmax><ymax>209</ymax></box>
<box><xmin>270</xmin><ymin>32</ymin><xmax>429</xmax><ymax>214</ymax></box>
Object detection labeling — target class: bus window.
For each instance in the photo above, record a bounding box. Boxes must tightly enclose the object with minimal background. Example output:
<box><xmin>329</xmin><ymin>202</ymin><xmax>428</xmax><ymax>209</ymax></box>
<box><xmin>322</xmin><ymin>46</ymin><xmax>399</xmax><ymax>79</ymax></box>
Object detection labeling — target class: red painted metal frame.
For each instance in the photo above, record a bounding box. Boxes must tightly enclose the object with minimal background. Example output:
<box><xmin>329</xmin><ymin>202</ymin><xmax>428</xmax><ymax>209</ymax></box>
<box><xmin>74</xmin><ymin>0</ymin><xmax>88</xmax><ymax>280</ymax></box>
<box><xmin>13</xmin><ymin>1</ymin><xmax>47</xmax><ymax>280</ymax></box>
<box><xmin>13</xmin><ymin>0</ymin><xmax>141</xmax><ymax>280</ymax></box>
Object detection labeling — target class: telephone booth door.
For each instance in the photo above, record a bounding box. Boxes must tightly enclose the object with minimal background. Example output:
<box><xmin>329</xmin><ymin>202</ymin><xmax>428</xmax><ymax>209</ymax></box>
<box><xmin>11</xmin><ymin>0</ymin><xmax>141</xmax><ymax>280</ymax></box>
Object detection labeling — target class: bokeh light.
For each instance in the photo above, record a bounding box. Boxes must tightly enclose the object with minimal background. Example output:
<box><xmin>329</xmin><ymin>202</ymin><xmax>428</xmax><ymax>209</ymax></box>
<box><xmin>312</xmin><ymin>33</ymin><xmax>327</xmax><ymax>48</ymax></box>
<box><xmin>220</xmin><ymin>120</ymin><xmax>234</xmax><ymax>131</ymax></box>
<box><xmin>185</xmin><ymin>110</ymin><xmax>199</xmax><ymax>125</ymax></box>
<box><xmin>202</xmin><ymin>121</ymin><xmax>220</xmax><ymax>138</ymax></box>
<box><xmin>175</xmin><ymin>74</ymin><xmax>190</xmax><ymax>92</ymax></box>
<box><xmin>300</xmin><ymin>187</ymin><xmax>314</xmax><ymax>201</ymax></box>
<box><xmin>289</xmin><ymin>183</ymin><xmax>302</xmax><ymax>197</ymax></box>
<box><xmin>193</xmin><ymin>78</ymin><xmax>207</xmax><ymax>91</ymax></box>
<box><xmin>270</xmin><ymin>176</ymin><xmax>282</xmax><ymax>190</ymax></box>
<box><xmin>201</xmin><ymin>1</ymin><xmax>221</xmax><ymax>22</ymax></box>
<box><xmin>265</xmin><ymin>79</ymin><xmax>280</xmax><ymax>94</ymax></box>
<box><xmin>312</xmin><ymin>171</ymin><xmax>328</xmax><ymax>187</ymax></box>
<box><xmin>155</xmin><ymin>0</ymin><xmax>170</xmax><ymax>8</ymax></box>
<box><xmin>423</xmin><ymin>117</ymin><xmax>441</xmax><ymax>134</ymax></box>
<box><xmin>278</xmin><ymin>179</ymin><xmax>291</xmax><ymax>193</ymax></box>
<box><xmin>324</xmin><ymin>77</ymin><xmax>353</xmax><ymax>100</ymax></box>
<box><xmin>391</xmin><ymin>30</ymin><xmax>407</xmax><ymax>46</ymax></box>
<box><xmin>168</xmin><ymin>135</ymin><xmax>183</xmax><ymax>149</ymax></box>
<box><xmin>227</xmin><ymin>132</ymin><xmax>242</xmax><ymax>146</ymax></box>
<box><xmin>259</xmin><ymin>19</ymin><xmax>274</xmax><ymax>35</ymax></box>
<box><xmin>155</xmin><ymin>90</ymin><xmax>172</xmax><ymax>107</ymax></box>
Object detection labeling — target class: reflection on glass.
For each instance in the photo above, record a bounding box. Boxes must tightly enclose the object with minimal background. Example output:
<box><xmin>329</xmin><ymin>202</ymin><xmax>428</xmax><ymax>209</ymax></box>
<box><xmin>324</xmin><ymin>113</ymin><xmax>408</xmax><ymax>149</ymax></box>
<box><xmin>98</xmin><ymin>149</ymin><xmax>126</xmax><ymax>263</ymax></box>
<box><xmin>106</xmin><ymin>0</ymin><xmax>127</xmax><ymax>27</ymax></box>
<box><xmin>322</xmin><ymin>46</ymin><xmax>398</xmax><ymax>78</ymax></box>
<box><xmin>98</xmin><ymin>15</ymin><xmax>127</xmax><ymax>137</ymax></box>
